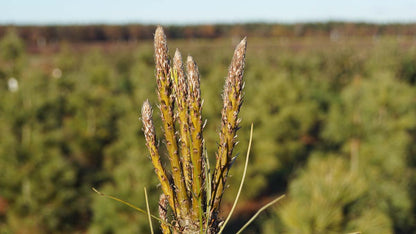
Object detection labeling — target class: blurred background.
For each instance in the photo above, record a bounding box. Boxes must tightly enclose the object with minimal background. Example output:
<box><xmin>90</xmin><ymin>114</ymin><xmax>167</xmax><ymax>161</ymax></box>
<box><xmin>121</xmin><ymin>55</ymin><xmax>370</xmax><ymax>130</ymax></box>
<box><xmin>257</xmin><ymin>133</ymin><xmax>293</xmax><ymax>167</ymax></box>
<box><xmin>1</xmin><ymin>1</ymin><xmax>416</xmax><ymax>233</ymax></box>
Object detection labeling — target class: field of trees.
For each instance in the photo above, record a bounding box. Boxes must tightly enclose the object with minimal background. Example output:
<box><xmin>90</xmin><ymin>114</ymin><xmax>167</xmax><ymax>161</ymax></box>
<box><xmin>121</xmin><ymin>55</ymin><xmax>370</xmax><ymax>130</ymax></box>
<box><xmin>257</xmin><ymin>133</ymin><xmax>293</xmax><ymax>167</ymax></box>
<box><xmin>0</xmin><ymin>24</ymin><xmax>416</xmax><ymax>233</ymax></box>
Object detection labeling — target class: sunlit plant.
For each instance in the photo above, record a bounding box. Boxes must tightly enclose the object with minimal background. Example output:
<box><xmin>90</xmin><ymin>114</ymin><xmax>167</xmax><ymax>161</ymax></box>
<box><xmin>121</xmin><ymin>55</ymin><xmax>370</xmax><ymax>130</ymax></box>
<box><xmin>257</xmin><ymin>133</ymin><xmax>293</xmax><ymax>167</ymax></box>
<box><xmin>94</xmin><ymin>26</ymin><xmax>284</xmax><ymax>234</ymax></box>
<box><xmin>141</xmin><ymin>25</ymin><xmax>247</xmax><ymax>233</ymax></box>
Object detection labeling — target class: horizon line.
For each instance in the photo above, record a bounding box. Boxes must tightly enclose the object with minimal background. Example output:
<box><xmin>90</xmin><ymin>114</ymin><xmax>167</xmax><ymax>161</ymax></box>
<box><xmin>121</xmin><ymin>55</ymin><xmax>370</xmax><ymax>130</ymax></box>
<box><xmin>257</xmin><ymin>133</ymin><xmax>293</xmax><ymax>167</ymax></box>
<box><xmin>1</xmin><ymin>19</ymin><xmax>416</xmax><ymax>27</ymax></box>
<box><xmin>1</xmin><ymin>17</ymin><xmax>416</xmax><ymax>27</ymax></box>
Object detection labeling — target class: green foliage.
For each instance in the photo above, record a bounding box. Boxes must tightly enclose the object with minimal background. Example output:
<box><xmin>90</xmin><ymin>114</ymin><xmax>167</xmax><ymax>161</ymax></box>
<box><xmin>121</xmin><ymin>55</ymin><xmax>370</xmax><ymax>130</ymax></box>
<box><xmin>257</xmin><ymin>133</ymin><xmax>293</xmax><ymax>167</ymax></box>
<box><xmin>396</xmin><ymin>48</ymin><xmax>416</xmax><ymax>85</ymax></box>
<box><xmin>0</xmin><ymin>29</ymin><xmax>24</xmax><ymax>62</ymax></box>
<box><xmin>263</xmin><ymin>59</ymin><xmax>416</xmax><ymax>234</ymax></box>
<box><xmin>323</xmin><ymin>75</ymin><xmax>416</xmax><ymax>233</ymax></box>
<box><xmin>279</xmin><ymin>155</ymin><xmax>368</xmax><ymax>234</ymax></box>
<box><xmin>0</xmin><ymin>29</ymin><xmax>25</xmax><ymax>80</ymax></box>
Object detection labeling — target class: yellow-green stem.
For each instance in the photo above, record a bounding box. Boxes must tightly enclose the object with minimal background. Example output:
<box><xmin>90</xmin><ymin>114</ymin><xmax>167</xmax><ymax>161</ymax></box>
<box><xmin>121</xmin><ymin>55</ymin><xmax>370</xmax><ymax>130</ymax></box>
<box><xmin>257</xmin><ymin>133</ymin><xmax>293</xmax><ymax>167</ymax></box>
<box><xmin>211</xmin><ymin>38</ymin><xmax>247</xmax><ymax>213</ymax></box>
<box><xmin>187</xmin><ymin>55</ymin><xmax>205</xmax><ymax>220</ymax></box>
<box><xmin>154</xmin><ymin>26</ymin><xmax>191</xmax><ymax>218</ymax></box>
<box><xmin>141</xmin><ymin>101</ymin><xmax>176</xmax><ymax>214</ymax></box>
<box><xmin>172</xmin><ymin>50</ymin><xmax>193</xmax><ymax>194</ymax></box>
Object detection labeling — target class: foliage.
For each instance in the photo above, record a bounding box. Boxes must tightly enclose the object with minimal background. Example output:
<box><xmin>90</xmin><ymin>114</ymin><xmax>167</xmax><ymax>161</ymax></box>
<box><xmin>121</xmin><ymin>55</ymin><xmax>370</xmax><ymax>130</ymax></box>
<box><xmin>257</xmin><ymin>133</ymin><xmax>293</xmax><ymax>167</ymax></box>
<box><xmin>396</xmin><ymin>48</ymin><xmax>416</xmax><ymax>85</ymax></box>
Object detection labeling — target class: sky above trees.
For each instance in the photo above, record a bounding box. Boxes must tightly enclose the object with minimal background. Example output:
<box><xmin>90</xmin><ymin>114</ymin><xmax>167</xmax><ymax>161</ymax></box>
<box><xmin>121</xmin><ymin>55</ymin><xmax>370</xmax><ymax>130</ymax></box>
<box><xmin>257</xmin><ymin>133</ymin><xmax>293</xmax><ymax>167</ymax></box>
<box><xmin>1</xmin><ymin>0</ymin><xmax>415</xmax><ymax>25</ymax></box>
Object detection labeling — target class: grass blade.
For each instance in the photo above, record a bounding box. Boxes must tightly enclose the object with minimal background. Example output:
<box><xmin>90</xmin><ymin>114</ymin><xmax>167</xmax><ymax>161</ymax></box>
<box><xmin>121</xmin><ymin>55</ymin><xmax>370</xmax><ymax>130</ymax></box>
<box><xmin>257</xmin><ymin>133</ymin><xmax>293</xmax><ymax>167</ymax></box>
<box><xmin>92</xmin><ymin>187</ymin><xmax>172</xmax><ymax>228</ymax></box>
<box><xmin>218</xmin><ymin>123</ymin><xmax>254</xmax><ymax>234</ymax></box>
<box><xmin>236</xmin><ymin>194</ymin><xmax>286</xmax><ymax>234</ymax></box>
<box><xmin>144</xmin><ymin>187</ymin><xmax>154</xmax><ymax>234</ymax></box>
<box><xmin>203</xmin><ymin>141</ymin><xmax>212</xmax><ymax>232</ymax></box>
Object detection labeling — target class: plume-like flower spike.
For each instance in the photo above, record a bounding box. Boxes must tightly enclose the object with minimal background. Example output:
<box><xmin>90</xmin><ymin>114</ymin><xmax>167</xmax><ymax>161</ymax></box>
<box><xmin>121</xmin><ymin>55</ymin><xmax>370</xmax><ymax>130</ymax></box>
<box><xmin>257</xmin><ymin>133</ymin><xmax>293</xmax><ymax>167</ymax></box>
<box><xmin>172</xmin><ymin>49</ymin><xmax>193</xmax><ymax>194</ymax></box>
<box><xmin>141</xmin><ymin>100</ymin><xmax>176</xmax><ymax>215</ymax></box>
<box><xmin>187</xmin><ymin>55</ymin><xmax>205</xmax><ymax>220</ymax></box>
<box><xmin>154</xmin><ymin>26</ymin><xmax>190</xmax><ymax>219</ymax></box>
<box><xmin>211</xmin><ymin>37</ymin><xmax>247</xmax><ymax>213</ymax></box>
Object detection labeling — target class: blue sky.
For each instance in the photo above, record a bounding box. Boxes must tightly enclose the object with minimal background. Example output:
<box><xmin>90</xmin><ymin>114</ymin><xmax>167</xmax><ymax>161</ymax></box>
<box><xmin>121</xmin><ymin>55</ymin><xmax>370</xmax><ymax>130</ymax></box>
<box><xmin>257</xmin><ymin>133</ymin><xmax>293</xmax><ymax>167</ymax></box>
<box><xmin>1</xmin><ymin>0</ymin><xmax>415</xmax><ymax>25</ymax></box>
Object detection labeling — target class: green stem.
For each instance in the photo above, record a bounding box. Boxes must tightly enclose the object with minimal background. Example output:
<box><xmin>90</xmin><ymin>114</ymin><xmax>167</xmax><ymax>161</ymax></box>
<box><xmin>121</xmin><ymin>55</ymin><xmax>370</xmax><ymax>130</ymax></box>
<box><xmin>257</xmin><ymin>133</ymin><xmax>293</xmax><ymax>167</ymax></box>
<box><xmin>236</xmin><ymin>194</ymin><xmax>286</xmax><ymax>234</ymax></box>
<box><xmin>91</xmin><ymin>187</ymin><xmax>172</xmax><ymax>228</ymax></box>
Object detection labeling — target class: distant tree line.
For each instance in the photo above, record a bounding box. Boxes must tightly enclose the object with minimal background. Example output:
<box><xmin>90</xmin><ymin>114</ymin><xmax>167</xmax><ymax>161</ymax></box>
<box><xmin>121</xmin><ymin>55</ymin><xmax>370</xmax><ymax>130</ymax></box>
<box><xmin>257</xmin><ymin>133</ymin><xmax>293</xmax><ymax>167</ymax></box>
<box><xmin>0</xmin><ymin>22</ymin><xmax>416</xmax><ymax>46</ymax></box>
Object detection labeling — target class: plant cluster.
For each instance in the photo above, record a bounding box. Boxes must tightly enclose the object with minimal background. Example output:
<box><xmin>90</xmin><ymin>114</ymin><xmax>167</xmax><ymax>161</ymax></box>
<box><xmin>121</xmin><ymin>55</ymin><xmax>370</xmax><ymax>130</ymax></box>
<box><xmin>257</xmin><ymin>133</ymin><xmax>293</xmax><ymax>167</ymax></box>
<box><xmin>141</xmin><ymin>26</ymin><xmax>246</xmax><ymax>233</ymax></box>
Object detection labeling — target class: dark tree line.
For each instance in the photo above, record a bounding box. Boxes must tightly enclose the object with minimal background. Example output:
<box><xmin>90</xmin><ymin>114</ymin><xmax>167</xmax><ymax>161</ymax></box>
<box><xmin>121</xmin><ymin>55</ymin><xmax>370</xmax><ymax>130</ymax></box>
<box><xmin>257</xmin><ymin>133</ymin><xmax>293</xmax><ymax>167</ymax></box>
<box><xmin>1</xmin><ymin>22</ymin><xmax>416</xmax><ymax>46</ymax></box>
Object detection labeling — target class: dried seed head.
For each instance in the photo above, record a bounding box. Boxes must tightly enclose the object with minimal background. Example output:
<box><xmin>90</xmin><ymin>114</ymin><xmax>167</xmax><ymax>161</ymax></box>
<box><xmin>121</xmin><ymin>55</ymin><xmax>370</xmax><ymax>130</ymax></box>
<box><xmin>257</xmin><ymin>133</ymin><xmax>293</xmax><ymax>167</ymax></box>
<box><xmin>224</xmin><ymin>37</ymin><xmax>247</xmax><ymax>108</ymax></box>
<box><xmin>222</xmin><ymin>37</ymin><xmax>247</xmax><ymax>133</ymax></box>
<box><xmin>173</xmin><ymin>49</ymin><xmax>185</xmax><ymax>82</ymax></box>
<box><xmin>154</xmin><ymin>26</ymin><xmax>171</xmax><ymax>86</ymax></box>
<box><xmin>187</xmin><ymin>55</ymin><xmax>201</xmax><ymax>108</ymax></box>
<box><xmin>141</xmin><ymin>99</ymin><xmax>155</xmax><ymax>142</ymax></box>
<box><xmin>173</xmin><ymin>49</ymin><xmax>187</xmax><ymax>105</ymax></box>
<box><xmin>231</xmin><ymin>37</ymin><xmax>247</xmax><ymax>77</ymax></box>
